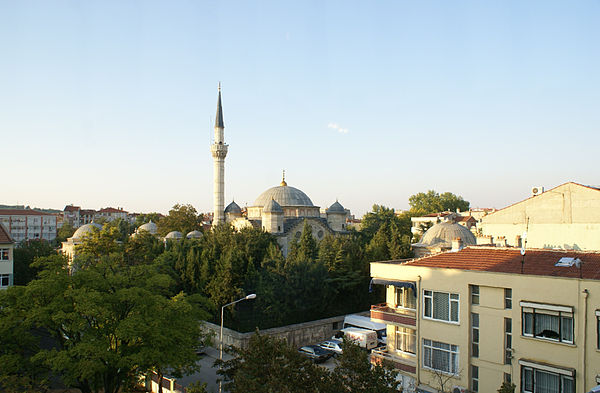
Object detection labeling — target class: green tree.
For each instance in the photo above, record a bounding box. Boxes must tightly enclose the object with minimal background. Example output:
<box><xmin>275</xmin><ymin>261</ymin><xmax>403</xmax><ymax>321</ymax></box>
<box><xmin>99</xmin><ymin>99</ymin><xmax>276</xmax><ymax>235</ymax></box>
<box><xmin>55</xmin><ymin>222</ymin><xmax>76</xmax><ymax>243</ymax></box>
<box><xmin>332</xmin><ymin>338</ymin><xmax>400</xmax><ymax>393</ymax></box>
<box><xmin>287</xmin><ymin>220</ymin><xmax>318</xmax><ymax>263</ymax></box>
<box><xmin>13</xmin><ymin>240</ymin><xmax>57</xmax><ymax>285</ymax></box>
<box><xmin>498</xmin><ymin>381</ymin><xmax>516</xmax><ymax>393</ymax></box>
<box><xmin>408</xmin><ymin>190</ymin><xmax>470</xmax><ymax>216</ymax></box>
<box><xmin>0</xmin><ymin>252</ymin><xmax>209</xmax><ymax>393</ymax></box>
<box><xmin>158</xmin><ymin>204</ymin><xmax>203</xmax><ymax>237</ymax></box>
<box><xmin>135</xmin><ymin>212</ymin><xmax>162</xmax><ymax>227</ymax></box>
<box><xmin>217</xmin><ymin>333</ymin><xmax>333</xmax><ymax>393</ymax></box>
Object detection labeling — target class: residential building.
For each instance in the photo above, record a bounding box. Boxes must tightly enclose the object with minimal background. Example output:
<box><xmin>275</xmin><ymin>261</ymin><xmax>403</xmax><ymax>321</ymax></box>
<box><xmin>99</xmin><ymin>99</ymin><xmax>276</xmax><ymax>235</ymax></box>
<box><xmin>480</xmin><ymin>182</ymin><xmax>600</xmax><ymax>250</ymax></box>
<box><xmin>370</xmin><ymin>247</ymin><xmax>600</xmax><ymax>393</ymax></box>
<box><xmin>80</xmin><ymin>209</ymin><xmax>97</xmax><ymax>225</ymax></box>
<box><xmin>97</xmin><ymin>207</ymin><xmax>128</xmax><ymax>222</ymax></box>
<box><xmin>63</xmin><ymin>205</ymin><xmax>81</xmax><ymax>227</ymax></box>
<box><xmin>0</xmin><ymin>224</ymin><xmax>14</xmax><ymax>289</ymax></box>
<box><xmin>0</xmin><ymin>209</ymin><xmax>57</xmax><ymax>242</ymax></box>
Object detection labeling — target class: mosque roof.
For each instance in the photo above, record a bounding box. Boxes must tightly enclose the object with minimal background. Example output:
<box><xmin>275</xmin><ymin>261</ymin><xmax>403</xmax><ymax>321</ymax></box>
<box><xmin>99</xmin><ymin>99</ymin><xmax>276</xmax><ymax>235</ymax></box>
<box><xmin>328</xmin><ymin>201</ymin><xmax>345</xmax><ymax>213</ymax></box>
<box><xmin>254</xmin><ymin>185</ymin><xmax>314</xmax><ymax>207</ymax></box>
<box><xmin>215</xmin><ymin>83</ymin><xmax>224</xmax><ymax>129</ymax></box>
<box><xmin>138</xmin><ymin>220</ymin><xmax>158</xmax><ymax>235</ymax></box>
<box><xmin>165</xmin><ymin>231</ymin><xmax>183</xmax><ymax>239</ymax></box>
<box><xmin>186</xmin><ymin>230</ymin><xmax>203</xmax><ymax>239</ymax></box>
<box><xmin>263</xmin><ymin>198</ymin><xmax>283</xmax><ymax>213</ymax></box>
<box><xmin>72</xmin><ymin>222</ymin><xmax>102</xmax><ymax>240</ymax></box>
<box><xmin>225</xmin><ymin>200</ymin><xmax>242</xmax><ymax>214</ymax></box>
<box><xmin>417</xmin><ymin>221</ymin><xmax>476</xmax><ymax>247</ymax></box>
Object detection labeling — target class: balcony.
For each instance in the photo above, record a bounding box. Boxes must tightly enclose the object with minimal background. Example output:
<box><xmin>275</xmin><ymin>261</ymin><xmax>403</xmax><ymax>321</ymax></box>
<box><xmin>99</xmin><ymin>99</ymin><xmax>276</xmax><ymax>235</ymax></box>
<box><xmin>371</xmin><ymin>303</ymin><xmax>416</xmax><ymax>326</ymax></box>
<box><xmin>371</xmin><ymin>346</ymin><xmax>417</xmax><ymax>374</ymax></box>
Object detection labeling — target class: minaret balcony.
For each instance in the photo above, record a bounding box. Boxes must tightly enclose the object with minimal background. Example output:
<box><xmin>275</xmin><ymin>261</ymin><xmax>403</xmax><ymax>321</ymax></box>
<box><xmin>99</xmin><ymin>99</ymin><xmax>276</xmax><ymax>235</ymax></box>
<box><xmin>210</xmin><ymin>144</ymin><xmax>228</xmax><ymax>159</ymax></box>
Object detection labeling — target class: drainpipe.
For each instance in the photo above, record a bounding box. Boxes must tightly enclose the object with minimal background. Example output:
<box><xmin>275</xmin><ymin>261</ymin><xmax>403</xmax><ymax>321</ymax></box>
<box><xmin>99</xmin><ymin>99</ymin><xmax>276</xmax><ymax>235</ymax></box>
<box><xmin>416</xmin><ymin>275</ymin><xmax>422</xmax><ymax>387</ymax></box>
<box><xmin>581</xmin><ymin>288</ymin><xmax>589</xmax><ymax>392</ymax></box>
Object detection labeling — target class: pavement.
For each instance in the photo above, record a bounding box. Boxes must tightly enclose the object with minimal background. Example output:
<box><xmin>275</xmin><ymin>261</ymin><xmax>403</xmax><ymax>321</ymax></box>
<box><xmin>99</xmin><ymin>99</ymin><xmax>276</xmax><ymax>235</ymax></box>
<box><xmin>176</xmin><ymin>346</ymin><xmax>233</xmax><ymax>393</ymax></box>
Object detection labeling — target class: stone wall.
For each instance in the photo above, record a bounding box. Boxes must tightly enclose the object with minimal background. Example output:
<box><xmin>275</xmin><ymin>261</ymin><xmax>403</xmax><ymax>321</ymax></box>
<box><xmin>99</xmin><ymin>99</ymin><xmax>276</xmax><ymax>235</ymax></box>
<box><xmin>204</xmin><ymin>314</ymin><xmax>347</xmax><ymax>350</ymax></box>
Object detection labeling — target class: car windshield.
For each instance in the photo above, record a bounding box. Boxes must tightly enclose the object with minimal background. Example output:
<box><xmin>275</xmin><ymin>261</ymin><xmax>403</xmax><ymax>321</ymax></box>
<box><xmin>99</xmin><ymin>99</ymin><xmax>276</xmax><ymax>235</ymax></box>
<box><xmin>313</xmin><ymin>347</ymin><xmax>327</xmax><ymax>355</ymax></box>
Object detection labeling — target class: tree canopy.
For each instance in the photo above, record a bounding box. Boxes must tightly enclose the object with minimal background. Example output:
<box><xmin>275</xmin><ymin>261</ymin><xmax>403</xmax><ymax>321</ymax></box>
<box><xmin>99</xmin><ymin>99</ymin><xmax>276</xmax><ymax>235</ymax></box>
<box><xmin>408</xmin><ymin>190</ymin><xmax>470</xmax><ymax>216</ymax></box>
<box><xmin>157</xmin><ymin>204</ymin><xmax>203</xmax><ymax>236</ymax></box>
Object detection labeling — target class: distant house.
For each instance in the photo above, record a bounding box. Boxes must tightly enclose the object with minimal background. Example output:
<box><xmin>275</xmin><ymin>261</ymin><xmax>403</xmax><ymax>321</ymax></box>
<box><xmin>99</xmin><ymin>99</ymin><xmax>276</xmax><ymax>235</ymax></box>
<box><xmin>97</xmin><ymin>207</ymin><xmax>128</xmax><ymax>222</ymax></box>
<box><xmin>63</xmin><ymin>205</ymin><xmax>81</xmax><ymax>227</ymax></box>
<box><xmin>0</xmin><ymin>209</ymin><xmax>57</xmax><ymax>242</ymax></box>
<box><xmin>0</xmin><ymin>224</ymin><xmax>14</xmax><ymax>289</ymax></box>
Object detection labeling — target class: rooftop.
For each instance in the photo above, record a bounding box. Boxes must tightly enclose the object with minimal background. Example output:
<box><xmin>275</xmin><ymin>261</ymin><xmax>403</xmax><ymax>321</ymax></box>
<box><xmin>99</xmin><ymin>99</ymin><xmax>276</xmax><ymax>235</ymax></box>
<box><xmin>380</xmin><ymin>246</ymin><xmax>600</xmax><ymax>280</ymax></box>
<box><xmin>0</xmin><ymin>223</ymin><xmax>14</xmax><ymax>243</ymax></box>
<box><xmin>0</xmin><ymin>209</ymin><xmax>54</xmax><ymax>216</ymax></box>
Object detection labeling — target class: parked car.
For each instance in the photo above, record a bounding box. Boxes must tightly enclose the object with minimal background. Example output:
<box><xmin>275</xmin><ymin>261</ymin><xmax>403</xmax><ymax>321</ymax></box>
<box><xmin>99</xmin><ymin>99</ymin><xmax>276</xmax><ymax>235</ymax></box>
<box><xmin>318</xmin><ymin>339</ymin><xmax>343</xmax><ymax>356</ymax></box>
<box><xmin>298</xmin><ymin>345</ymin><xmax>333</xmax><ymax>363</ymax></box>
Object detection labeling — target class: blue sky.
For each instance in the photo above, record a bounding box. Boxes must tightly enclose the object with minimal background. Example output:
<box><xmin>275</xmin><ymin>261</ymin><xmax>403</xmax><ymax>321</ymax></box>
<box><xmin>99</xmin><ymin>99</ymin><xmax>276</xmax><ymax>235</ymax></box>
<box><xmin>1</xmin><ymin>1</ymin><xmax>599</xmax><ymax>217</ymax></box>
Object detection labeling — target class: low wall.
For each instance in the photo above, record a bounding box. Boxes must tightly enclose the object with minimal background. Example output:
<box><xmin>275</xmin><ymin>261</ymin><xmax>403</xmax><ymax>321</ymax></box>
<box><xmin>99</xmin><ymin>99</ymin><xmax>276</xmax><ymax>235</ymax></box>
<box><xmin>204</xmin><ymin>314</ymin><xmax>349</xmax><ymax>349</ymax></box>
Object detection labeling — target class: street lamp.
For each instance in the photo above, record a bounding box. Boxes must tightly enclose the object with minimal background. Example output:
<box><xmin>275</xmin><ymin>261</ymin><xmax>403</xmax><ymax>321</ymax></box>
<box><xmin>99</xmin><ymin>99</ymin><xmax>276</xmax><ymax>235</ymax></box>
<box><xmin>219</xmin><ymin>294</ymin><xmax>256</xmax><ymax>393</ymax></box>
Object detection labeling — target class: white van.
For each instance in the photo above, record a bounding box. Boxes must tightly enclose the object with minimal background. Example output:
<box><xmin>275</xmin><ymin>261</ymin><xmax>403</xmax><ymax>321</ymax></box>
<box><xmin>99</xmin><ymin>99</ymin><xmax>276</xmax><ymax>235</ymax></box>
<box><xmin>343</xmin><ymin>314</ymin><xmax>386</xmax><ymax>345</ymax></box>
<box><xmin>340</xmin><ymin>327</ymin><xmax>378</xmax><ymax>350</ymax></box>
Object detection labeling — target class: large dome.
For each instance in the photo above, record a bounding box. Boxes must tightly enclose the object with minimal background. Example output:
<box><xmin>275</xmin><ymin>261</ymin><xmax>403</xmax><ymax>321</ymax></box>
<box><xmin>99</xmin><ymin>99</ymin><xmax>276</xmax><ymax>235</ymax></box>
<box><xmin>253</xmin><ymin>185</ymin><xmax>314</xmax><ymax>207</ymax></box>
<box><xmin>138</xmin><ymin>220</ymin><xmax>158</xmax><ymax>235</ymax></box>
<box><xmin>419</xmin><ymin>221</ymin><xmax>476</xmax><ymax>247</ymax></box>
<box><xmin>72</xmin><ymin>222</ymin><xmax>102</xmax><ymax>240</ymax></box>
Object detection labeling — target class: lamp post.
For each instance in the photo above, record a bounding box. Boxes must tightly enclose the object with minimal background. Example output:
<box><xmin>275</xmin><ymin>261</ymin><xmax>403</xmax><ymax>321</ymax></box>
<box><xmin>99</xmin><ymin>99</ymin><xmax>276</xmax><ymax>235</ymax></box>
<box><xmin>219</xmin><ymin>293</ymin><xmax>256</xmax><ymax>393</ymax></box>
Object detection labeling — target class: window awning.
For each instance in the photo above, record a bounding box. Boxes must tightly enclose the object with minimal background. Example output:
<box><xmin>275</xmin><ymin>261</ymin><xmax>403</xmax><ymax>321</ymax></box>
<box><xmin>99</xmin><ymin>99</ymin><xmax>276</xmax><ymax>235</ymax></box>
<box><xmin>369</xmin><ymin>278</ymin><xmax>416</xmax><ymax>294</ymax></box>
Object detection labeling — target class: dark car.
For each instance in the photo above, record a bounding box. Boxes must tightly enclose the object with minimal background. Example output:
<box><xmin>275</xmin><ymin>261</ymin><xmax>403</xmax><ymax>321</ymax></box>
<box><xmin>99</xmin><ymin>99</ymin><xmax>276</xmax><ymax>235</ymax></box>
<box><xmin>298</xmin><ymin>345</ymin><xmax>332</xmax><ymax>363</ymax></box>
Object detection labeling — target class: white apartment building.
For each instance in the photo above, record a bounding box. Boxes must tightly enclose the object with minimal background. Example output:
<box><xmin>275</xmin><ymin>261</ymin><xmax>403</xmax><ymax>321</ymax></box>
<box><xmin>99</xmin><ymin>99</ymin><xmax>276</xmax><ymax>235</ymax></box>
<box><xmin>0</xmin><ymin>223</ymin><xmax>14</xmax><ymax>289</ymax></box>
<box><xmin>0</xmin><ymin>209</ymin><xmax>57</xmax><ymax>242</ymax></box>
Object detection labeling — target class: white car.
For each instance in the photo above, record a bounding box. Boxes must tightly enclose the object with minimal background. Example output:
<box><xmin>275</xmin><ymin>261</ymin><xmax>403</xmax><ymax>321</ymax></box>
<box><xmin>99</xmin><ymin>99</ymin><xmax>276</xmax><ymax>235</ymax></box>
<box><xmin>319</xmin><ymin>339</ymin><xmax>343</xmax><ymax>356</ymax></box>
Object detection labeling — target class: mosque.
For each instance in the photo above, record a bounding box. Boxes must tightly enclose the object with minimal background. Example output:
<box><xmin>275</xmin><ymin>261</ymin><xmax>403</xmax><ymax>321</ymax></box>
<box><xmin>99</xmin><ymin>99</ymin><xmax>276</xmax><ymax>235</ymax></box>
<box><xmin>210</xmin><ymin>86</ymin><xmax>350</xmax><ymax>255</ymax></box>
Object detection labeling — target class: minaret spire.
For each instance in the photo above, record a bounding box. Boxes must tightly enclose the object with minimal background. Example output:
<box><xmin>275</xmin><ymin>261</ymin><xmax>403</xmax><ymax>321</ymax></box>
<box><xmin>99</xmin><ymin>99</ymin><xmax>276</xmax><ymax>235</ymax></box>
<box><xmin>210</xmin><ymin>83</ymin><xmax>228</xmax><ymax>225</ymax></box>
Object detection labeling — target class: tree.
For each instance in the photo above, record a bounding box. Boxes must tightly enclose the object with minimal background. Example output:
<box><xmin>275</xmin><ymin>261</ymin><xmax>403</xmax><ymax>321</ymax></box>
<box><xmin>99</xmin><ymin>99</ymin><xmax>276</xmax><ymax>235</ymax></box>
<box><xmin>0</xmin><ymin>251</ymin><xmax>209</xmax><ymax>393</ymax></box>
<box><xmin>55</xmin><ymin>222</ymin><xmax>76</xmax><ymax>243</ymax></box>
<box><xmin>13</xmin><ymin>240</ymin><xmax>57</xmax><ymax>285</ymax></box>
<box><xmin>135</xmin><ymin>212</ymin><xmax>163</xmax><ymax>227</ymax></box>
<box><xmin>216</xmin><ymin>332</ymin><xmax>333</xmax><ymax>393</ymax></box>
<box><xmin>287</xmin><ymin>220</ymin><xmax>318</xmax><ymax>263</ymax></box>
<box><xmin>333</xmin><ymin>338</ymin><xmax>400</xmax><ymax>393</ymax></box>
<box><xmin>498</xmin><ymin>381</ymin><xmax>516</xmax><ymax>393</ymax></box>
<box><xmin>408</xmin><ymin>190</ymin><xmax>470</xmax><ymax>216</ymax></box>
<box><xmin>157</xmin><ymin>204</ymin><xmax>203</xmax><ymax>237</ymax></box>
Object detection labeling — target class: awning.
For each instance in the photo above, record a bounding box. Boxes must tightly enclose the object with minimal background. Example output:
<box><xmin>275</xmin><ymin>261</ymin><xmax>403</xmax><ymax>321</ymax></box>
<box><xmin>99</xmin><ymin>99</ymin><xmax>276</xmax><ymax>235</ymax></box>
<box><xmin>369</xmin><ymin>278</ymin><xmax>416</xmax><ymax>294</ymax></box>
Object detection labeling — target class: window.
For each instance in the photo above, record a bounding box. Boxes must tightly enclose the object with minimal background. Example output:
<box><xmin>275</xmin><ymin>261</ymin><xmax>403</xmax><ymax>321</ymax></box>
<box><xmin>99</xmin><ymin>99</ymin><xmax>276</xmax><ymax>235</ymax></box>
<box><xmin>471</xmin><ymin>285</ymin><xmax>480</xmax><ymax>305</ymax></box>
<box><xmin>522</xmin><ymin>303</ymin><xmax>573</xmax><ymax>344</ymax></box>
<box><xmin>396</xmin><ymin>286</ymin><xmax>416</xmax><ymax>310</ymax></box>
<box><xmin>521</xmin><ymin>365</ymin><xmax>574</xmax><ymax>393</ymax></box>
<box><xmin>471</xmin><ymin>313</ymin><xmax>479</xmax><ymax>358</ymax></box>
<box><xmin>505</xmin><ymin>288</ymin><xmax>512</xmax><ymax>309</ymax></box>
<box><xmin>424</xmin><ymin>290</ymin><xmax>459</xmax><ymax>323</ymax></box>
<box><xmin>504</xmin><ymin>318</ymin><xmax>512</xmax><ymax>364</ymax></box>
<box><xmin>422</xmin><ymin>339</ymin><xmax>459</xmax><ymax>374</ymax></box>
<box><xmin>504</xmin><ymin>373</ymin><xmax>511</xmax><ymax>383</ymax></box>
<box><xmin>0</xmin><ymin>274</ymin><xmax>9</xmax><ymax>288</ymax></box>
<box><xmin>471</xmin><ymin>365</ymin><xmax>479</xmax><ymax>392</ymax></box>
<box><xmin>395</xmin><ymin>326</ymin><xmax>416</xmax><ymax>354</ymax></box>
<box><xmin>0</xmin><ymin>248</ymin><xmax>8</xmax><ymax>261</ymax></box>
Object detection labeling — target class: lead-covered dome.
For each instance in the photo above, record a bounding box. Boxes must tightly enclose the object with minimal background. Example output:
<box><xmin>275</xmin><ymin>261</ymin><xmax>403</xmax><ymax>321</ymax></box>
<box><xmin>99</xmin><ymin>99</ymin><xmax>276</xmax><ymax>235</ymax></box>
<box><xmin>253</xmin><ymin>185</ymin><xmax>313</xmax><ymax>207</ymax></box>
<box><xmin>263</xmin><ymin>198</ymin><xmax>283</xmax><ymax>213</ymax></box>
<box><xmin>225</xmin><ymin>201</ymin><xmax>242</xmax><ymax>214</ymax></box>
<box><xmin>165</xmin><ymin>231</ymin><xmax>183</xmax><ymax>239</ymax></box>
<box><xmin>72</xmin><ymin>222</ymin><xmax>102</xmax><ymax>240</ymax></box>
<box><xmin>419</xmin><ymin>221</ymin><xmax>476</xmax><ymax>247</ymax></box>
<box><xmin>327</xmin><ymin>201</ymin><xmax>345</xmax><ymax>213</ymax></box>
<box><xmin>186</xmin><ymin>230</ymin><xmax>203</xmax><ymax>239</ymax></box>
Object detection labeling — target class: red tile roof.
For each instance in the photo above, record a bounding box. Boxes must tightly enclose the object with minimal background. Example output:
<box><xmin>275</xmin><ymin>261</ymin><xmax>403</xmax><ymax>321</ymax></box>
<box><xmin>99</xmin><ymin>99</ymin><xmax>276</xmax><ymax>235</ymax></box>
<box><xmin>0</xmin><ymin>209</ymin><xmax>53</xmax><ymax>216</ymax></box>
<box><xmin>0</xmin><ymin>223</ymin><xmax>14</xmax><ymax>243</ymax></box>
<box><xmin>64</xmin><ymin>205</ymin><xmax>81</xmax><ymax>212</ymax></box>
<box><xmin>455</xmin><ymin>216</ymin><xmax>476</xmax><ymax>222</ymax></box>
<box><xmin>401</xmin><ymin>247</ymin><xmax>600</xmax><ymax>280</ymax></box>
<box><xmin>98</xmin><ymin>207</ymin><xmax>127</xmax><ymax>214</ymax></box>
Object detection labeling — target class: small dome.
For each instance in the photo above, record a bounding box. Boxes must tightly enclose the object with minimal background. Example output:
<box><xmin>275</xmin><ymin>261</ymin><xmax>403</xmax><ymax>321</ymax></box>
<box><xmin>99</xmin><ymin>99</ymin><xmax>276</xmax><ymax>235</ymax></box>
<box><xmin>72</xmin><ymin>222</ymin><xmax>102</xmax><ymax>240</ymax></box>
<box><xmin>328</xmin><ymin>201</ymin><xmax>345</xmax><ymax>213</ymax></box>
<box><xmin>138</xmin><ymin>220</ymin><xmax>158</xmax><ymax>235</ymax></box>
<box><xmin>263</xmin><ymin>198</ymin><xmax>283</xmax><ymax>213</ymax></box>
<box><xmin>224</xmin><ymin>201</ymin><xmax>242</xmax><ymax>214</ymax></box>
<box><xmin>254</xmin><ymin>185</ymin><xmax>313</xmax><ymax>207</ymax></box>
<box><xmin>419</xmin><ymin>222</ymin><xmax>476</xmax><ymax>247</ymax></box>
<box><xmin>186</xmin><ymin>230</ymin><xmax>203</xmax><ymax>239</ymax></box>
<box><xmin>165</xmin><ymin>231</ymin><xmax>183</xmax><ymax>239</ymax></box>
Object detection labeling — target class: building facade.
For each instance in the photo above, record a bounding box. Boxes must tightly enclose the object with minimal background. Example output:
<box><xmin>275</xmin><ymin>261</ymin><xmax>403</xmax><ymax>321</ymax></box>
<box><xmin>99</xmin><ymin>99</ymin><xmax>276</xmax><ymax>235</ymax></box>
<box><xmin>480</xmin><ymin>182</ymin><xmax>600</xmax><ymax>250</ymax></box>
<box><xmin>0</xmin><ymin>209</ymin><xmax>57</xmax><ymax>242</ymax></box>
<box><xmin>0</xmin><ymin>224</ymin><xmax>14</xmax><ymax>289</ymax></box>
<box><xmin>370</xmin><ymin>247</ymin><xmax>600</xmax><ymax>393</ymax></box>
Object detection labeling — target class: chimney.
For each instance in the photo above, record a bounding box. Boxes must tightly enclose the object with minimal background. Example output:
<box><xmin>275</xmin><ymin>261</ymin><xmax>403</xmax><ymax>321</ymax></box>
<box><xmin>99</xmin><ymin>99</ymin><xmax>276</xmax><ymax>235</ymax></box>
<box><xmin>496</xmin><ymin>236</ymin><xmax>507</xmax><ymax>247</ymax></box>
<box><xmin>452</xmin><ymin>237</ymin><xmax>463</xmax><ymax>252</ymax></box>
<box><xmin>515</xmin><ymin>235</ymin><xmax>522</xmax><ymax>248</ymax></box>
<box><xmin>477</xmin><ymin>234</ymin><xmax>493</xmax><ymax>245</ymax></box>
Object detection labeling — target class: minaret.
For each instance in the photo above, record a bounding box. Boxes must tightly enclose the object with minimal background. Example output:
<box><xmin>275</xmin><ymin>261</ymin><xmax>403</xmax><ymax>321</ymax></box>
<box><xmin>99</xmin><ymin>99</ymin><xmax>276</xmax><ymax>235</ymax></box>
<box><xmin>210</xmin><ymin>83</ymin><xmax>228</xmax><ymax>225</ymax></box>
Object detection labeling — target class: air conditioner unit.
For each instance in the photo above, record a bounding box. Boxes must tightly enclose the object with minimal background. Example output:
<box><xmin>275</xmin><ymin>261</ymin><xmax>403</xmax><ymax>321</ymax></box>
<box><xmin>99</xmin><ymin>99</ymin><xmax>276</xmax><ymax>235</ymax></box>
<box><xmin>531</xmin><ymin>186</ymin><xmax>544</xmax><ymax>196</ymax></box>
<box><xmin>452</xmin><ymin>387</ymin><xmax>467</xmax><ymax>393</ymax></box>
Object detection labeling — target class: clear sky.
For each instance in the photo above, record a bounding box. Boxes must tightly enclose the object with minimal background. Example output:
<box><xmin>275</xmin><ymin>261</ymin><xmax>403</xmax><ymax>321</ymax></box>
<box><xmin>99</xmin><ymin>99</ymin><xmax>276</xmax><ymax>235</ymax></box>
<box><xmin>1</xmin><ymin>1</ymin><xmax>599</xmax><ymax>217</ymax></box>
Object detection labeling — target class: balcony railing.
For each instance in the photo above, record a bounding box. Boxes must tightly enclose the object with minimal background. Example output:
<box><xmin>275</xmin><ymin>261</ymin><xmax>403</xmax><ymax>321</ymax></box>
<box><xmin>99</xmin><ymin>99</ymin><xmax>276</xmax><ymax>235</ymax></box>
<box><xmin>370</xmin><ymin>303</ymin><xmax>416</xmax><ymax>326</ymax></box>
<box><xmin>371</xmin><ymin>346</ymin><xmax>417</xmax><ymax>374</ymax></box>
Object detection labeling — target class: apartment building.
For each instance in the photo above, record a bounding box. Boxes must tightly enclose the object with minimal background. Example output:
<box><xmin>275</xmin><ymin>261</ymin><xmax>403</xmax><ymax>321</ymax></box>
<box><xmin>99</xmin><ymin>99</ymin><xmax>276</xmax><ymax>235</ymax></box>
<box><xmin>0</xmin><ymin>209</ymin><xmax>57</xmax><ymax>242</ymax></box>
<box><xmin>0</xmin><ymin>224</ymin><xmax>14</xmax><ymax>289</ymax></box>
<box><xmin>97</xmin><ymin>207</ymin><xmax>128</xmax><ymax>222</ymax></box>
<box><xmin>370</xmin><ymin>247</ymin><xmax>600</xmax><ymax>393</ymax></box>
